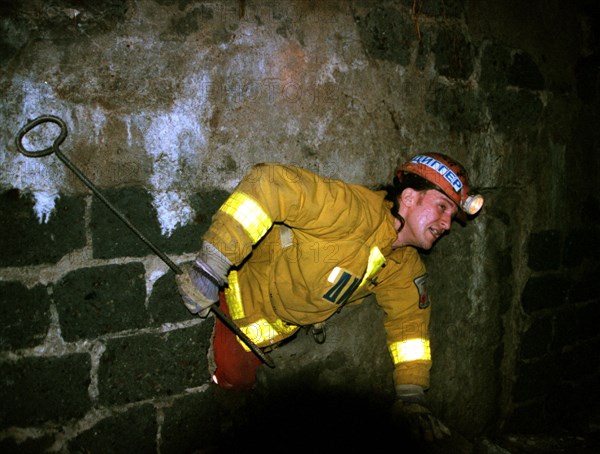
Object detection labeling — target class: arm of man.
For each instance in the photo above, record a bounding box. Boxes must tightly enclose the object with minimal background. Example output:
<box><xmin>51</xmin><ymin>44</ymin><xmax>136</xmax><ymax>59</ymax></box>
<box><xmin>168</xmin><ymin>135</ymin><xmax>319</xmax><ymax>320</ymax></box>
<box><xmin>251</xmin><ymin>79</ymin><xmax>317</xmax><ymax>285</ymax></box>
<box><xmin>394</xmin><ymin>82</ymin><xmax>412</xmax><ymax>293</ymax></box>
<box><xmin>374</xmin><ymin>247</ymin><xmax>450</xmax><ymax>441</ymax></box>
<box><xmin>203</xmin><ymin>163</ymin><xmax>364</xmax><ymax>265</ymax></box>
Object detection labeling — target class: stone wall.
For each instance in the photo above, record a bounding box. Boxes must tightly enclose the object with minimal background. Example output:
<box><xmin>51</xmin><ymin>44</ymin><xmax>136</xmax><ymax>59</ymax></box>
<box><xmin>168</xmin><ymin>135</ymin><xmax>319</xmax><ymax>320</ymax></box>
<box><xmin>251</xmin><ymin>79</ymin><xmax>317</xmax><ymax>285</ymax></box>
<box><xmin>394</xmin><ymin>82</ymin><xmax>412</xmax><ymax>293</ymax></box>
<box><xmin>1</xmin><ymin>0</ymin><xmax>599</xmax><ymax>452</ymax></box>
<box><xmin>0</xmin><ymin>188</ymin><xmax>229</xmax><ymax>452</ymax></box>
<box><xmin>507</xmin><ymin>228</ymin><xmax>600</xmax><ymax>434</ymax></box>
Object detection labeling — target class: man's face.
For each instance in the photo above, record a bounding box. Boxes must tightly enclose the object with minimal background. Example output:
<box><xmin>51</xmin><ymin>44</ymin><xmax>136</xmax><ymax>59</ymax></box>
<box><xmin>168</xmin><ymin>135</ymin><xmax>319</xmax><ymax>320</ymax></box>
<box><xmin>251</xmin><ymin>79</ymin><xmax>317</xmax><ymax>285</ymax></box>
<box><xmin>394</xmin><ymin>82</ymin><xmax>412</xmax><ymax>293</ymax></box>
<box><xmin>396</xmin><ymin>188</ymin><xmax>458</xmax><ymax>250</ymax></box>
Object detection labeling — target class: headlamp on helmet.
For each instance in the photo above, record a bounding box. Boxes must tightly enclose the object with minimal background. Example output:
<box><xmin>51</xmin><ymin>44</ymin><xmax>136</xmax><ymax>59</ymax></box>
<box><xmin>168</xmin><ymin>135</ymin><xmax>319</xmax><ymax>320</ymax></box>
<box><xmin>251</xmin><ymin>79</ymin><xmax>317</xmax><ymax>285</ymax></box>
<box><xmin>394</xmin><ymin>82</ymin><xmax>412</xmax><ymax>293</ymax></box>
<box><xmin>461</xmin><ymin>194</ymin><xmax>484</xmax><ymax>215</ymax></box>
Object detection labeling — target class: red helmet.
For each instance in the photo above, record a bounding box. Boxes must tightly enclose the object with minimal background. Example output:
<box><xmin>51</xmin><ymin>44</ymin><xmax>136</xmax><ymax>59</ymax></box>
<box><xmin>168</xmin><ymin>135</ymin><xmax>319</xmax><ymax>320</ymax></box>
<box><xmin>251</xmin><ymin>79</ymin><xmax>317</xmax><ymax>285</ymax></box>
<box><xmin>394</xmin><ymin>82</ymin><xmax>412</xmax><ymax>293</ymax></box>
<box><xmin>397</xmin><ymin>153</ymin><xmax>484</xmax><ymax>217</ymax></box>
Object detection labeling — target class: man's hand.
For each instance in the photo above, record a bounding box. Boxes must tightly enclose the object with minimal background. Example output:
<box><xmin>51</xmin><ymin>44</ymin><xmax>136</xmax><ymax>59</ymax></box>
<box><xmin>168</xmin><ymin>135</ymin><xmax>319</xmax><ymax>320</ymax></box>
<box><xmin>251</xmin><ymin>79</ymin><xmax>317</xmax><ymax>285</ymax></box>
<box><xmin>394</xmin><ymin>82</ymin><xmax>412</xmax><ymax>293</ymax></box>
<box><xmin>392</xmin><ymin>384</ymin><xmax>451</xmax><ymax>442</ymax></box>
<box><xmin>392</xmin><ymin>399</ymin><xmax>451</xmax><ymax>442</ymax></box>
<box><xmin>176</xmin><ymin>262</ymin><xmax>220</xmax><ymax>317</ymax></box>
<box><xmin>176</xmin><ymin>242</ymin><xmax>232</xmax><ymax>317</ymax></box>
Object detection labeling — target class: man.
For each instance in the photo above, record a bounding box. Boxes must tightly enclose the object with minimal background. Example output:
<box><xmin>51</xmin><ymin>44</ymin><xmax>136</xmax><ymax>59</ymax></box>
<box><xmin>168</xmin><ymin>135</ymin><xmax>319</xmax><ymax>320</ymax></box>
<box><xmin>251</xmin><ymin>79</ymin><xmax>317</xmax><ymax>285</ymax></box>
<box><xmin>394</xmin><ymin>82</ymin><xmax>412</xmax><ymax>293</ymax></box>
<box><xmin>177</xmin><ymin>153</ymin><xmax>484</xmax><ymax>440</ymax></box>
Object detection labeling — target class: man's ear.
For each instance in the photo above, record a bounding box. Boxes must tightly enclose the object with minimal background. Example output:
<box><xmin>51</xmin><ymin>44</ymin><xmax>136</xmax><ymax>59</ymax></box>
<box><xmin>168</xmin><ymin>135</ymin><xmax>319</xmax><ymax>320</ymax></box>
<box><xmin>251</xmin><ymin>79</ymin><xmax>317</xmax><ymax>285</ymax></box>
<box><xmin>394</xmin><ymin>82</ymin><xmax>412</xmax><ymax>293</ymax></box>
<box><xmin>400</xmin><ymin>188</ymin><xmax>417</xmax><ymax>208</ymax></box>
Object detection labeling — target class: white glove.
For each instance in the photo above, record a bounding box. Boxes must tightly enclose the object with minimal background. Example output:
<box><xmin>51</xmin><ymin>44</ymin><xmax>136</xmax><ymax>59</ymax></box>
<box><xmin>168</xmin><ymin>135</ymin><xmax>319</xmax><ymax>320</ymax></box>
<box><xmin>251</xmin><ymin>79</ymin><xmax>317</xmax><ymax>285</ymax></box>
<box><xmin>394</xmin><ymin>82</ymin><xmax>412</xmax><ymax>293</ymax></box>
<box><xmin>176</xmin><ymin>262</ymin><xmax>219</xmax><ymax>317</ymax></box>
<box><xmin>176</xmin><ymin>242</ymin><xmax>231</xmax><ymax>317</ymax></box>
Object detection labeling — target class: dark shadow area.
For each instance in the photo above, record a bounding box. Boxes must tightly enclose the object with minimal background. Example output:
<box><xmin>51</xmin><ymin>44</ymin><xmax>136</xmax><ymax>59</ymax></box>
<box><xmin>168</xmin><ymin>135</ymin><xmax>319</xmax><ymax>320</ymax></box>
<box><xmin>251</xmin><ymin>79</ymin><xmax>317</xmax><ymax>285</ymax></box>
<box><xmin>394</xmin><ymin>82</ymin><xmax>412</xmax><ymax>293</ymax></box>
<box><xmin>215</xmin><ymin>386</ymin><xmax>425</xmax><ymax>453</ymax></box>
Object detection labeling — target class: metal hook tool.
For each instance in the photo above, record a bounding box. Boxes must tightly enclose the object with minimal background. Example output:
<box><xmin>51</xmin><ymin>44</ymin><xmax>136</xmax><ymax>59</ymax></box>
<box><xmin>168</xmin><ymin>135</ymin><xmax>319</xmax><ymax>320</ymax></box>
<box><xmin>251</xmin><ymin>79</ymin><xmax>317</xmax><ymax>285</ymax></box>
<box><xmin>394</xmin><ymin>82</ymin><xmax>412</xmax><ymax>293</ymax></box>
<box><xmin>16</xmin><ymin>114</ymin><xmax>274</xmax><ymax>368</ymax></box>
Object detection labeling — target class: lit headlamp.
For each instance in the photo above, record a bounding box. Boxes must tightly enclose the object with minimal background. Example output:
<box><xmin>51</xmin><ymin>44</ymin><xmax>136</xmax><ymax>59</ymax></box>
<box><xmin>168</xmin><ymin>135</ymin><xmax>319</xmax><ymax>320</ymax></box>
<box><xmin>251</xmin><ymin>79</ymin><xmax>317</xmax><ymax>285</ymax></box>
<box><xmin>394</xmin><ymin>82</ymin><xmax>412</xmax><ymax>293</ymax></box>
<box><xmin>461</xmin><ymin>194</ymin><xmax>484</xmax><ymax>215</ymax></box>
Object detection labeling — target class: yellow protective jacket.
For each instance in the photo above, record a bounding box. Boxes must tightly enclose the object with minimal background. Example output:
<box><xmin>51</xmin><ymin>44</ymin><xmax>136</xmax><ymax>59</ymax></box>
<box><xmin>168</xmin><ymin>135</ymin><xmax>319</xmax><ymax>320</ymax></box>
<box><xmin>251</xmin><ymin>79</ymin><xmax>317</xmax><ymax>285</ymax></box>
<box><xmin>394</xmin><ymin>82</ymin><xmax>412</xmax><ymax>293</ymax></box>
<box><xmin>203</xmin><ymin>163</ymin><xmax>432</xmax><ymax>389</ymax></box>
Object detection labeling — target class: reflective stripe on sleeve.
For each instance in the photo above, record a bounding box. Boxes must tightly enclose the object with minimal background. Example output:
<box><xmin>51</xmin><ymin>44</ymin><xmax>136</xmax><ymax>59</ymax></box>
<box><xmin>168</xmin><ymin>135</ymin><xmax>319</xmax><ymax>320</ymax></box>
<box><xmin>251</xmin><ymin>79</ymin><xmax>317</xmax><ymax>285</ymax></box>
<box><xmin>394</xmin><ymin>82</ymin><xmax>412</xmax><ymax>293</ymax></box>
<box><xmin>219</xmin><ymin>191</ymin><xmax>273</xmax><ymax>244</ymax></box>
<box><xmin>389</xmin><ymin>338</ymin><xmax>431</xmax><ymax>364</ymax></box>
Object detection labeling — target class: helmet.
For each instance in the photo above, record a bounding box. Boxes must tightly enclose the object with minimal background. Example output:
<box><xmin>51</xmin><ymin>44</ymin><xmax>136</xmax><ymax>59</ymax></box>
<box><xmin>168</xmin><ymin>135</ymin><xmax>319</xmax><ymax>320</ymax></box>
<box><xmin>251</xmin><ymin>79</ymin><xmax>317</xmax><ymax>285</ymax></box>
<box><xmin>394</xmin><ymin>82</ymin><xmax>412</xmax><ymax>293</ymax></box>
<box><xmin>397</xmin><ymin>153</ymin><xmax>484</xmax><ymax>217</ymax></box>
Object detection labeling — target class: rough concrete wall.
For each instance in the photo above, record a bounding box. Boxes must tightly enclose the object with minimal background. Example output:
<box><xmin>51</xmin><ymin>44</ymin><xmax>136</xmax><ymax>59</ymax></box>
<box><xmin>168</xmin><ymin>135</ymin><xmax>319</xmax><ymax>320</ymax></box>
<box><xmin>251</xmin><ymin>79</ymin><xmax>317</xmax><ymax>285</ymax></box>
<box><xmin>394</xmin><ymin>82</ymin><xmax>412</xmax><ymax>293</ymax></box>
<box><xmin>464</xmin><ymin>0</ymin><xmax>600</xmax><ymax>440</ymax></box>
<box><xmin>1</xmin><ymin>0</ymin><xmax>598</xmax><ymax>452</ymax></box>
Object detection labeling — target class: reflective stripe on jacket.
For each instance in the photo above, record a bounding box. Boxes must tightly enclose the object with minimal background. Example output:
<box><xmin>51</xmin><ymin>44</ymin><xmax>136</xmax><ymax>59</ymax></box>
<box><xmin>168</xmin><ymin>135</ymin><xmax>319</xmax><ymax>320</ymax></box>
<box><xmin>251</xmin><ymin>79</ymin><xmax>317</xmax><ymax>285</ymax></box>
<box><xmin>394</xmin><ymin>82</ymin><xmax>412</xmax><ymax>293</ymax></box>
<box><xmin>203</xmin><ymin>163</ymin><xmax>432</xmax><ymax>389</ymax></box>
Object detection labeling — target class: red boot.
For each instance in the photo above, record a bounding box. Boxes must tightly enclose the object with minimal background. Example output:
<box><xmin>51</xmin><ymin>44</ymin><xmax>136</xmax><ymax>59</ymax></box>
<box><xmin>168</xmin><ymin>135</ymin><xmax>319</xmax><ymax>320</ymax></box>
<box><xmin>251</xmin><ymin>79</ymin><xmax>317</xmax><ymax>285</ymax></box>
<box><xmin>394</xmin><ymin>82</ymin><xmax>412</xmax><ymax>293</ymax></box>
<box><xmin>212</xmin><ymin>293</ymin><xmax>262</xmax><ymax>390</ymax></box>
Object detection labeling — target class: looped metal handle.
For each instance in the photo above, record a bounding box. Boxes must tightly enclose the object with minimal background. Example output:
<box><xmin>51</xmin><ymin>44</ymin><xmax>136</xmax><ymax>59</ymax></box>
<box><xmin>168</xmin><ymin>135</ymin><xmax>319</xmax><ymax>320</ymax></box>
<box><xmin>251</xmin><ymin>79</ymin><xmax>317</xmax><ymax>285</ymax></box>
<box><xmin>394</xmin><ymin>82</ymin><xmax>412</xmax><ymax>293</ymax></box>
<box><xmin>15</xmin><ymin>115</ymin><xmax>68</xmax><ymax>157</ymax></box>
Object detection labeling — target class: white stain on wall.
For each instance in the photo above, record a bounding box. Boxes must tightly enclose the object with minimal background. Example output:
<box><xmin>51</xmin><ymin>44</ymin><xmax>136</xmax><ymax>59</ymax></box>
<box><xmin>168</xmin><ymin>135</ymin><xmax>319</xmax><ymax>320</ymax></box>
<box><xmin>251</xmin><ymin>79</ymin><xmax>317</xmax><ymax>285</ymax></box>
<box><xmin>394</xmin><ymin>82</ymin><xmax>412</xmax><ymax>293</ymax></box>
<box><xmin>2</xmin><ymin>78</ymin><xmax>67</xmax><ymax>223</ymax></box>
<box><xmin>127</xmin><ymin>71</ymin><xmax>213</xmax><ymax>236</ymax></box>
<box><xmin>74</xmin><ymin>104</ymin><xmax>107</xmax><ymax>144</ymax></box>
<box><xmin>2</xmin><ymin>69</ymin><xmax>213</xmax><ymax>235</ymax></box>
<box><xmin>2</xmin><ymin>78</ymin><xmax>111</xmax><ymax>223</ymax></box>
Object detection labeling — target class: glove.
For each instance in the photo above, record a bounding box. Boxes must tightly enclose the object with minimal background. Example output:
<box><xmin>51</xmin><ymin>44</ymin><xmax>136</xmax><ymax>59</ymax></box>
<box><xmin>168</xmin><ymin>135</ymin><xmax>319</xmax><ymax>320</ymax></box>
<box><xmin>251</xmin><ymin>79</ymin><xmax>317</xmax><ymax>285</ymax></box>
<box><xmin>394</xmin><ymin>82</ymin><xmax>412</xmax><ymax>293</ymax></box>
<box><xmin>176</xmin><ymin>262</ymin><xmax>219</xmax><ymax>316</ymax></box>
<box><xmin>176</xmin><ymin>242</ymin><xmax>232</xmax><ymax>317</ymax></box>
<box><xmin>392</xmin><ymin>385</ymin><xmax>451</xmax><ymax>442</ymax></box>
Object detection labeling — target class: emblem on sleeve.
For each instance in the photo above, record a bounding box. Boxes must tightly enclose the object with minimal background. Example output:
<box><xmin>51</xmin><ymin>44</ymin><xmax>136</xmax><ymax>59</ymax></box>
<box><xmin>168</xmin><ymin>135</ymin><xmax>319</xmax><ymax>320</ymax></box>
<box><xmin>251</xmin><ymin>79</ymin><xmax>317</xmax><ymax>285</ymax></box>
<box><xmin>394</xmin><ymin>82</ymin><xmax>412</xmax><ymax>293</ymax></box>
<box><xmin>414</xmin><ymin>274</ymin><xmax>429</xmax><ymax>309</ymax></box>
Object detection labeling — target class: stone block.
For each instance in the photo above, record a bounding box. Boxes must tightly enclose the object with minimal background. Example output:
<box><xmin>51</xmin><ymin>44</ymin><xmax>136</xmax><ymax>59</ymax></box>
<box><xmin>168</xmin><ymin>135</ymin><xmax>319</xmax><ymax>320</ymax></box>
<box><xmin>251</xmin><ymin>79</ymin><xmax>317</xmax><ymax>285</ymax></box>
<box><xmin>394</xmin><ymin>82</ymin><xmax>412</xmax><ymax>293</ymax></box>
<box><xmin>68</xmin><ymin>404</ymin><xmax>156</xmax><ymax>453</ymax></box>
<box><xmin>426</xmin><ymin>83</ymin><xmax>484</xmax><ymax>133</ymax></box>
<box><xmin>433</xmin><ymin>27</ymin><xmax>474</xmax><ymax>80</ymax></box>
<box><xmin>519</xmin><ymin>316</ymin><xmax>552</xmax><ymax>360</ymax></box>
<box><xmin>569</xmin><ymin>270</ymin><xmax>599</xmax><ymax>304</ymax></box>
<box><xmin>162</xmin><ymin>5</ymin><xmax>215</xmax><ymax>43</ymax></box>
<box><xmin>91</xmin><ymin>187</ymin><xmax>227</xmax><ymax>259</ymax></box>
<box><xmin>0</xmin><ymin>354</ymin><xmax>91</xmax><ymax>428</ymax></box>
<box><xmin>479</xmin><ymin>43</ymin><xmax>511</xmax><ymax>91</ymax></box>
<box><xmin>148</xmin><ymin>270</ymin><xmax>192</xmax><ymax>325</ymax></box>
<box><xmin>513</xmin><ymin>355</ymin><xmax>560</xmax><ymax>402</ymax></box>
<box><xmin>544</xmin><ymin>382</ymin><xmax>588</xmax><ymax>431</ymax></box>
<box><xmin>563</xmin><ymin>231</ymin><xmax>590</xmax><ymax>268</ymax></box>
<box><xmin>504</xmin><ymin>400</ymin><xmax>547</xmax><ymax>433</ymax></box>
<box><xmin>488</xmin><ymin>88</ymin><xmax>544</xmax><ymax>135</ymax></box>
<box><xmin>53</xmin><ymin>263</ymin><xmax>148</xmax><ymax>341</ymax></box>
<box><xmin>563</xmin><ymin>228</ymin><xmax>599</xmax><ymax>268</ymax></box>
<box><xmin>507</xmin><ymin>51</ymin><xmax>545</xmax><ymax>90</ymax></box>
<box><xmin>89</xmin><ymin>187</ymin><xmax>168</xmax><ymax>259</ymax></box>
<box><xmin>577</xmin><ymin>301</ymin><xmax>600</xmax><ymax>341</ymax></box>
<box><xmin>0</xmin><ymin>434</ymin><xmax>55</xmax><ymax>454</ymax></box>
<box><xmin>356</xmin><ymin>6</ymin><xmax>413</xmax><ymax>66</ymax></box>
<box><xmin>0</xmin><ymin>281</ymin><xmax>51</xmax><ymax>351</ymax></box>
<box><xmin>415</xmin><ymin>23</ymin><xmax>435</xmax><ymax>71</ymax></box>
<box><xmin>527</xmin><ymin>230</ymin><xmax>562</xmax><ymax>271</ymax></box>
<box><xmin>552</xmin><ymin>309</ymin><xmax>577</xmax><ymax>351</ymax></box>
<box><xmin>521</xmin><ymin>274</ymin><xmax>568</xmax><ymax>314</ymax></box>
<box><xmin>97</xmin><ymin>323</ymin><xmax>212</xmax><ymax>405</ymax></box>
<box><xmin>0</xmin><ymin>189</ymin><xmax>85</xmax><ymax>267</ymax></box>
<box><xmin>560</xmin><ymin>338</ymin><xmax>600</xmax><ymax>380</ymax></box>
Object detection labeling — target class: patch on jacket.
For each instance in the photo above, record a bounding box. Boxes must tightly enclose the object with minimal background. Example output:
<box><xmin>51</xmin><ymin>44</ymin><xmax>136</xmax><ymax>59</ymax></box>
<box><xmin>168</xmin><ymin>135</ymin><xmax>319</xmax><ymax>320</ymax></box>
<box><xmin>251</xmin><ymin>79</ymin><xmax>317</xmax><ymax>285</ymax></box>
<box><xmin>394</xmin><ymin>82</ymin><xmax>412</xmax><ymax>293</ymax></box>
<box><xmin>414</xmin><ymin>274</ymin><xmax>429</xmax><ymax>309</ymax></box>
<box><xmin>323</xmin><ymin>266</ymin><xmax>361</xmax><ymax>305</ymax></box>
